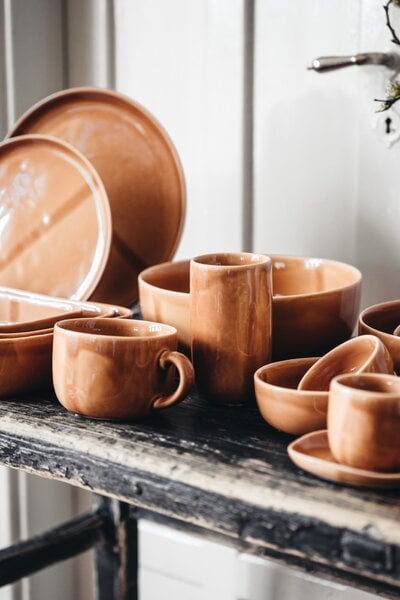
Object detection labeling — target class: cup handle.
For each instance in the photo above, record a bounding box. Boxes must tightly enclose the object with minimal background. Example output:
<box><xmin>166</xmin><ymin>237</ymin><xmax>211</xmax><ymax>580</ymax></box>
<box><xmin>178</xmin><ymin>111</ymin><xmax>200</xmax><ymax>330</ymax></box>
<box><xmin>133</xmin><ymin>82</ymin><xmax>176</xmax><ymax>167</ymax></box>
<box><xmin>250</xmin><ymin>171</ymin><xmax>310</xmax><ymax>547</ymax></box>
<box><xmin>152</xmin><ymin>350</ymin><xmax>195</xmax><ymax>410</ymax></box>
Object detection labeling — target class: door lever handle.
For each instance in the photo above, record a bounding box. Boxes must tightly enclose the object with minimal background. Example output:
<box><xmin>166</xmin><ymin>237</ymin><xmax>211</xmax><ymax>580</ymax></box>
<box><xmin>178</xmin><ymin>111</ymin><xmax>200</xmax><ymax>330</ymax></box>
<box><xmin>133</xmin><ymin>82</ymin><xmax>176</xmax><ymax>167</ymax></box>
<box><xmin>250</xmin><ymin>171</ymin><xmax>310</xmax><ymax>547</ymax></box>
<box><xmin>308</xmin><ymin>52</ymin><xmax>398</xmax><ymax>72</ymax></box>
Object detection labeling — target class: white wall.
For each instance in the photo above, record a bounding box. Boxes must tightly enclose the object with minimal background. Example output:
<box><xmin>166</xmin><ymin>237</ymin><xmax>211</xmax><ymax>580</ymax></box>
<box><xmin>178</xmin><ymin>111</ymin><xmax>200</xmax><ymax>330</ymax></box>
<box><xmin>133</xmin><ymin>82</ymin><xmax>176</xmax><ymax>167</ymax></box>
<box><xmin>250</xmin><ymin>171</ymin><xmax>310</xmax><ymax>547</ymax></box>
<box><xmin>1</xmin><ymin>1</ymin><xmax>399</xmax><ymax>598</ymax></box>
<box><xmin>114</xmin><ymin>0</ymin><xmax>248</xmax><ymax>258</ymax></box>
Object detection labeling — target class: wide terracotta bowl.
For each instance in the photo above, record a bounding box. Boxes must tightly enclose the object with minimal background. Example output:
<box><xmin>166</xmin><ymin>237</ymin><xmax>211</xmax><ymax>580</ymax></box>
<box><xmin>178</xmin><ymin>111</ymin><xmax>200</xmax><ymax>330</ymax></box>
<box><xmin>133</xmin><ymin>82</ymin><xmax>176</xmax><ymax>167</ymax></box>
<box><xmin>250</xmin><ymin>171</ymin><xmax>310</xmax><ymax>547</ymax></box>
<box><xmin>0</xmin><ymin>300</ymin><xmax>133</xmax><ymax>396</ymax></box>
<box><xmin>138</xmin><ymin>260</ymin><xmax>191</xmax><ymax>353</ymax></box>
<box><xmin>138</xmin><ymin>256</ymin><xmax>362</xmax><ymax>359</ymax></box>
<box><xmin>271</xmin><ymin>256</ymin><xmax>362</xmax><ymax>359</ymax></box>
<box><xmin>358</xmin><ymin>300</ymin><xmax>400</xmax><ymax>373</ymax></box>
<box><xmin>0</xmin><ymin>287</ymin><xmax>133</xmax><ymax>334</ymax></box>
<box><xmin>254</xmin><ymin>358</ymin><xmax>327</xmax><ymax>435</ymax></box>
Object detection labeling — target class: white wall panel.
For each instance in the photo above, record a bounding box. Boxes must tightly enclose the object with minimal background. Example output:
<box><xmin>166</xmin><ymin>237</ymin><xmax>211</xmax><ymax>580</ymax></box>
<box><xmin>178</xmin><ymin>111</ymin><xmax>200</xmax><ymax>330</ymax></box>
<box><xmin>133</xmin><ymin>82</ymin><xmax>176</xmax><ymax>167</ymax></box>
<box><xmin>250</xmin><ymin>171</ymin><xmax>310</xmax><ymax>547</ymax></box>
<box><xmin>114</xmin><ymin>0</ymin><xmax>247</xmax><ymax>259</ymax></box>
<box><xmin>254</xmin><ymin>1</ymin><xmax>361</xmax><ymax>265</ymax></box>
<box><xmin>355</xmin><ymin>1</ymin><xmax>400</xmax><ymax>307</ymax></box>
<box><xmin>1</xmin><ymin>2</ymin><xmax>94</xmax><ymax>599</ymax></box>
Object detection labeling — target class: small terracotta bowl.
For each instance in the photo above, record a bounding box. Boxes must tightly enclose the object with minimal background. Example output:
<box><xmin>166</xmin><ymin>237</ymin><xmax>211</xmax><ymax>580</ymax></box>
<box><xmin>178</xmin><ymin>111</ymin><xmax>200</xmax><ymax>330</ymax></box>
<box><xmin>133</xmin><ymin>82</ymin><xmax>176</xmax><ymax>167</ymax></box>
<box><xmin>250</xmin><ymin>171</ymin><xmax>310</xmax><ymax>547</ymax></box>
<box><xmin>254</xmin><ymin>358</ymin><xmax>327</xmax><ymax>435</ymax></box>
<box><xmin>139</xmin><ymin>256</ymin><xmax>362</xmax><ymax>359</ymax></box>
<box><xmin>358</xmin><ymin>300</ymin><xmax>400</xmax><ymax>374</ymax></box>
<box><xmin>297</xmin><ymin>335</ymin><xmax>394</xmax><ymax>392</ymax></box>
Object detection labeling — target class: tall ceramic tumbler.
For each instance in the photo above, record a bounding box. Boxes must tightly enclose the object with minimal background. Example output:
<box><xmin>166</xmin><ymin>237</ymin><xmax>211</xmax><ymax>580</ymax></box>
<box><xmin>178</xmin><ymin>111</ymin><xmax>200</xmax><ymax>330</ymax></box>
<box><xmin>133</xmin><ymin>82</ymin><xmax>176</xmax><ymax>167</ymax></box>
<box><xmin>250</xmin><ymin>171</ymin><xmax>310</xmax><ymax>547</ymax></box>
<box><xmin>190</xmin><ymin>252</ymin><xmax>272</xmax><ymax>405</ymax></box>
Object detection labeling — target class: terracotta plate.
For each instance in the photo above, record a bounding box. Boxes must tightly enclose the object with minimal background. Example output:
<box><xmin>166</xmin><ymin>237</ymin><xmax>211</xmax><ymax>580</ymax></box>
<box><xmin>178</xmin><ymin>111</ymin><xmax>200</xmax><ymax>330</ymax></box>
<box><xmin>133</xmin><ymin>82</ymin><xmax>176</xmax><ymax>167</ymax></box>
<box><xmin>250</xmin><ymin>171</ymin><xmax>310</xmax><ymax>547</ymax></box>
<box><xmin>0</xmin><ymin>135</ymin><xmax>111</xmax><ymax>301</ymax></box>
<box><xmin>288</xmin><ymin>430</ymin><xmax>400</xmax><ymax>489</ymax></box>
<box><xmin>8</xmin><ymin>87</ymin><xmax>186</xmax><ymax>306</ymax></box>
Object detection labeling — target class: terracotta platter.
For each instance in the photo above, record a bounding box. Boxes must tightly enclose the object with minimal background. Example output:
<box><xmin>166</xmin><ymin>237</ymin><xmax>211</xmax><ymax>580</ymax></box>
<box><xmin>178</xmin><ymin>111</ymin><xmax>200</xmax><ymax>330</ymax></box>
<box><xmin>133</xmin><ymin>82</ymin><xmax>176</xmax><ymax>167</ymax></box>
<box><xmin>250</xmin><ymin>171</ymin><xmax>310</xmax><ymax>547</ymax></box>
<box><xmin>288</xmin><ymin>431</ymin><xmax>400</xmax><ymax>489</ymax></box>
<box><xmin>0</xmin><ymin>135</ymin><xmax>111</xmax><ymax>301</ymax></box>
<box><xmin>8</xmin><ymin>87</ymin><xmax>186</xmax><ymax>306</ymax></box>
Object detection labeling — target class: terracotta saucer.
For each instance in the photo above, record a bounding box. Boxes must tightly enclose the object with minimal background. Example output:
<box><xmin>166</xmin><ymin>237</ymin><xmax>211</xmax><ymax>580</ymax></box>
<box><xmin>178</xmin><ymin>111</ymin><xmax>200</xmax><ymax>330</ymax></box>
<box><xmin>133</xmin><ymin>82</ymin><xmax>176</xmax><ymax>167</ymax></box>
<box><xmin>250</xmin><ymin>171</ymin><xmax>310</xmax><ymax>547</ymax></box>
<box><xmin>287</xmin><ymin>430</ymin><xmax>400</xmax><ymax>488</ymax></box>
<box><xmin>8</xmin><ymin>87</ymin><xmax>186</xmax><ymax>306</ymax></box>
<box><xmin>0</xmin><ymin>135</ymin><xmax>111</xmax><ymax>301</ymax></box>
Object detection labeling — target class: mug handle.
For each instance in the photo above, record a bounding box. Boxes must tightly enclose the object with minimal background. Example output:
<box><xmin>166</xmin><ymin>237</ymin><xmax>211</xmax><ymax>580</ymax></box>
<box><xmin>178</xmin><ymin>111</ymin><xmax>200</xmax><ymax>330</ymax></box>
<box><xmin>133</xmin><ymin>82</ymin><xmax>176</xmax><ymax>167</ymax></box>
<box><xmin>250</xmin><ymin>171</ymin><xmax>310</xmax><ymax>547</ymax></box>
<box><xmin>152</xmin><ymin>350</ymin><xmax>195</xmax><ymax>410</ymax></box>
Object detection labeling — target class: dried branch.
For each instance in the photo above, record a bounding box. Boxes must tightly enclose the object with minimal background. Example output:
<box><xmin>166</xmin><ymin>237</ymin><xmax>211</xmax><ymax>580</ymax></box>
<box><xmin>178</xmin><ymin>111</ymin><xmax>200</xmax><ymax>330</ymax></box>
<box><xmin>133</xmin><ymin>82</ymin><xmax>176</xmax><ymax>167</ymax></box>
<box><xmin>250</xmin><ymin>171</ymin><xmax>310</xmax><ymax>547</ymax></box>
<box><xmin>384</xmin><ymin>0</ymin><xmax>400</xmax><ymax>46</ymax></box>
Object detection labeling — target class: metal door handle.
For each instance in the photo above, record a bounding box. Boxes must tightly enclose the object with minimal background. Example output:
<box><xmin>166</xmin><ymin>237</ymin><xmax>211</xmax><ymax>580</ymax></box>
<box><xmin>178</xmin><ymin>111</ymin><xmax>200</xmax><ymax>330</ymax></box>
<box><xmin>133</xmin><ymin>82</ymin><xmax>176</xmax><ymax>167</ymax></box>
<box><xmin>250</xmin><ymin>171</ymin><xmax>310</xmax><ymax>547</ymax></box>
<box><xmin>308</xmin><ymin>52</ymin><xmax>398</xmax><ymax>72</ymax></box>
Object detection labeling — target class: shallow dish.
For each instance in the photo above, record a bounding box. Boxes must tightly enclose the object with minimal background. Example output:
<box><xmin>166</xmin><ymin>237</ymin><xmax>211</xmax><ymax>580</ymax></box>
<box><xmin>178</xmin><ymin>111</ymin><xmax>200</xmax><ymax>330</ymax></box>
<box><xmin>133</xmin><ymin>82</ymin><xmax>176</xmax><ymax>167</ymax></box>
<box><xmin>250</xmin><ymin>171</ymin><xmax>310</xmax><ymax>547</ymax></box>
<box><xmin>0</xmin><ymin>287</ymin><xmax>104</xmax><ymax>333</ymax></box>
<box><xmin>288</xmin><ymin>430</ymin><xmax>400</xmax><ymax>488</ymax></box>
<box><xmin>297</xmin><ymin>335</ymin><xmax>393</xmax><ymax>392</ymax></box>
<box><xmin>8</xmin><ymin>87</ymin><xmax>186</xmax><ymax>306</ymax></box>
<box><xmin>254</xmin><ymin>358</ymin><xmax>327</xmax><ymax>435</ymax></box>
<box><xmin>138</xmin><ymin>255</ymin><xmax>362</xmax><ymax>359</ymax></box>
<box><xmin>0</xmin><ymin>135</ymin><xmax>111</xmax><ymax>301</ymax></box>
<box><xmin>359</xmin><ymin>300</ymin><xmax>400</xmax><ymax>373</ymax></box>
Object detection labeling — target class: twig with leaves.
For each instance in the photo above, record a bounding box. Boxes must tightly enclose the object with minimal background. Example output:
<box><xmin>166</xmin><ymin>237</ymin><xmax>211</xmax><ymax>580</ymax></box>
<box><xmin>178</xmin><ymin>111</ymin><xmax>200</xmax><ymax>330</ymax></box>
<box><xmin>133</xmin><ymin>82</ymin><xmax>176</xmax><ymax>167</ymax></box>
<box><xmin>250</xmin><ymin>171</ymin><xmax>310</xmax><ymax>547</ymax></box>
<box><xmin>376</xmin><ymin>0</ymin><xmax>400</xmax><ymax>111</ymax></box>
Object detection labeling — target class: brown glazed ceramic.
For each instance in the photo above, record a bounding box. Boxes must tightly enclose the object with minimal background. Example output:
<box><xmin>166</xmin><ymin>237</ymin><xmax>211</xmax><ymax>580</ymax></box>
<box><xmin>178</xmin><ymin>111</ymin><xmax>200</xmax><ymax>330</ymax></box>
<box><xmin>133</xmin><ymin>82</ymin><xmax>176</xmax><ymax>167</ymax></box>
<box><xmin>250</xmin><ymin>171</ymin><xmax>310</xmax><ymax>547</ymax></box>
<box><xmin>254</xmin><ymin>358</ymin><xmax>327</xmax><ymax>435</ymax></box>
<box><xmin>0</xmin><ymin>301</ymin><xmax>132</xmax><ymax>338</ymax></box>
<box><xmin>328</xmin><ymin>373</ymin><xmax>400</xmax><ymax>472</ymax></box>
<box><xmin>0</xmin><ymin>135</ymin><xmax>111</xmax><ymax>301</ymax></box>
<box><xmin>190</xmin><ymin>253</ymin><xmax>272</xmax><ymax>405</ymax></box>
<box><xmin>138</xmin><ymin>260</ymin><xmax>191</xmax><ymax>353</ymax></box>
<box><xmin>0</xmin><ymin>287</ymin><xmax>106</xmax><ymax>333</ymax></box>
<box><xmin>8</xmin><ymin>87</ymin><xmax>186</xmax><ymax>306</ymax></box>
<box><xmin>0</xmin><ymin>287</ymin><xmax>133</xmax><ymax>334</ymax></box>
<box><xmin>0</xmin><ymin>331</ymin><xmax>54</xmax><ymax>396</ymax></box>
<box><xmin>0</xmin><ymin>301</ymin><xmax>133</xmax><ymax>395</ymax></box>
<box><xmin>271</xmin><ymin>256</ymin><xmax>362</xmax><ymax>359</ymax></box>
<box><xmin>52</xmin><ymin>318</ymin><xmax>194</xmax><ymax>420</ymax></box>
<box><xmin>297</xmin><ymin>335</ymin><xmax>393</xmax><ymax>392</ymax></box>
<box><xmin>358</xmin><ymin>300</ymin><xmax>400</xmax><ymax>373</ymax></box>
<box><xmin>138</xmin><ymin>255</ymin><xmax>362</xmax><ymax>360</ymax></box>
<box><xmin>288</xmin><ymin>431</ymin><xmax>400</xmax><ymax>488</ymax></box>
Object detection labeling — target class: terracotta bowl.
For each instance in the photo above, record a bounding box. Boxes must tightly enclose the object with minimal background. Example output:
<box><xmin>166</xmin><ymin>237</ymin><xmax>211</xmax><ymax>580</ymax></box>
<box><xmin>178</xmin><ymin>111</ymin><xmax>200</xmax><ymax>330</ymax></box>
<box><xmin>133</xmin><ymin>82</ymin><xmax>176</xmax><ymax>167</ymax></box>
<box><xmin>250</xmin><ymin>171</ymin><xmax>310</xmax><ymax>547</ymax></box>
<box><xmin>254</xmin><ymin>358</ymin><xmax>327</xmax><ymax>435</ymax></box>
<box><xmin>271</xmin><ymin>256</ymin><xmax>362</xmax><ymax>359</ymax></box>
<box><xmin>358</xmin><ymin>300</ymin><xmax>400</xmax><ymax>373</ymax></box>
<box><xmin>0</xmin><ymin>287</ymin><xmax>133</xmax><ymax>335</ymax></box>
<box><xmin>138</xmin><ymin>256</ymin><xmax>362</xmax><ymax>359</ymax></box>
<box><xmin>297</xmin><ymin>335</ymin><xmax>394</xmax><ymax>392</ymax></box>
<box><xmin>0</xmin><ymin>300</ymin><xmax>133</xmax><ymax>395</ymax></box>
<box><xmin>138</xmin><ymin>260</ymin><xmax>190</xmax><ymax>353</ymax></box>
<box><xmin>0</xmin><ymin>331</ymin><xmax>54</xmax><ymax>396</ymax></box>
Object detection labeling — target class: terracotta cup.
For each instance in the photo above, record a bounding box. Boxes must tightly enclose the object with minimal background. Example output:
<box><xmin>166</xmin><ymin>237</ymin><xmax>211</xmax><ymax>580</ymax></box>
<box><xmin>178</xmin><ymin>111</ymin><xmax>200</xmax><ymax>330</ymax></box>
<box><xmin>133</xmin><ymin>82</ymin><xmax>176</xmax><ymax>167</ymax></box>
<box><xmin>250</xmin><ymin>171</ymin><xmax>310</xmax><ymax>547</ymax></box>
<box><xmin>53</xmin><ymin>318</ymin><xmax>195</xmax><ymax>420</ymax></box>
<box><xmin>190</xmin><ymin>252</ymin><xmax>272</xmax><ymax>405</ymax></box>
<box><xmin>328</xmin><ymin>373</ymin><xmax>400</xmax><ymax>472</ymax></box>
<box><xmin>297</xmin><ymin>335</ymin><xmax>393</xmax><ymax>392</ymax></box>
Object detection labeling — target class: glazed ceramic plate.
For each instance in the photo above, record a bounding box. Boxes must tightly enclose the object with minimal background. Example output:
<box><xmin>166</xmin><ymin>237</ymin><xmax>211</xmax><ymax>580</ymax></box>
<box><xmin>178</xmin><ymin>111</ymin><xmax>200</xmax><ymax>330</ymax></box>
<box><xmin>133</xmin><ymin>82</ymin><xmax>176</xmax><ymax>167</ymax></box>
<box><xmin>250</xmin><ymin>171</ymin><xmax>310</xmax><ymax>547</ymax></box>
<box><xmin>0</xmin><ymin>286</ymin><xmax>106</xmax><ymax>333</ymax></box>
<box><xmin>8</xmin><ymin>87</ymin><xmax>186</xmax><ymax>306</ymax></box>
<box><xmin>0</xmin><ymin>286</ymin><xmax>134</xmax><ymax>334</ymax></box>
<box><xmin>0</xmin><ymin>135</ymin><xmax>111</xmax><ymax>301</ymax></box>
<box><xmin>288</xmin><ymin>430</ymin><xmax>400</xmax><ymax>488</ymax></box>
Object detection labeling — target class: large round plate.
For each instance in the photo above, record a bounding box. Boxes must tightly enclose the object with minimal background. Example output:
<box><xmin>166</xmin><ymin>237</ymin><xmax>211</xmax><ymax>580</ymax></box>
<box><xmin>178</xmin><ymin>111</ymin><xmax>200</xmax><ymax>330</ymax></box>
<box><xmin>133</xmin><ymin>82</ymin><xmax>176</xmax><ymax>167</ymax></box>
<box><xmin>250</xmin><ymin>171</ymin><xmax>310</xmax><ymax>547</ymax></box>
<box><xmin>0</xmin><ymin>135</ymin><xmax>111</xmax><ymax>301</ymax></box>
<box><xmin>8</xmin><ymin>87</ymin><xmax>186</xmax><ymax>306</ymax></box>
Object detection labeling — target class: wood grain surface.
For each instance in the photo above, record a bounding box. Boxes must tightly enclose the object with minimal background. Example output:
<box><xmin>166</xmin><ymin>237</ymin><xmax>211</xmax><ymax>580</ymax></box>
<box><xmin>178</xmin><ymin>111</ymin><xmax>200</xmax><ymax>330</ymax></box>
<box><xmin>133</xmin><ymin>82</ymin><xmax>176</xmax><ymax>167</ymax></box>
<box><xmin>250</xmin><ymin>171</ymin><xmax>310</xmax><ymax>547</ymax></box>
<box><xmin>0</xmin><ymin>389</ymin><xmax>399</xmax><ymax>595</ymax></box>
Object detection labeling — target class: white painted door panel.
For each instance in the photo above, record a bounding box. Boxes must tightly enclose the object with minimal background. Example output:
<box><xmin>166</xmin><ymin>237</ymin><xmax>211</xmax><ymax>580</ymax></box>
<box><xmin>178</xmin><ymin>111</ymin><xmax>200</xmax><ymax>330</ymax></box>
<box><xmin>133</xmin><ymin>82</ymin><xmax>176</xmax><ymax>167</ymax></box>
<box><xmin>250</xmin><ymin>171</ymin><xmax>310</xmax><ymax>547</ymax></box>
<box><xmin>254</xmin><ymin>1</ymin><xmax>360</xmax><ymax>266</ymax></box>
<box><xmin>114</xmin><ymin>0</ymin><xmax>247</xmax><ymax>259</ymax></box>
<box><xmin>254</xmin><ymin>1</ymin><xmax>400</xmax><ymax>310</ymax></box>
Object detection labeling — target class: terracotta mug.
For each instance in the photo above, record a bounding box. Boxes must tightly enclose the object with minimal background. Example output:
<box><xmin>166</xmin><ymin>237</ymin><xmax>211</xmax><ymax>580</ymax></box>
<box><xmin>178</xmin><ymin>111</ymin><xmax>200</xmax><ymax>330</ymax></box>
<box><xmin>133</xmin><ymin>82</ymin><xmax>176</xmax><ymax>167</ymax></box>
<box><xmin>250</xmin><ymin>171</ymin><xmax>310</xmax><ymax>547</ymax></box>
<box><xmin>53</xmin><ymin>318</ymin><xmax>195</xmax><ymax>419</ymax></box>
<box><xmin>190</xmin><ymin>252</ymin><xmax>272</xmax><ymax>405</ymax></box>
<box><xmin>328</xmin><ymin>373</ymin><xmax>400</xmax><ymax>472</ymax></box>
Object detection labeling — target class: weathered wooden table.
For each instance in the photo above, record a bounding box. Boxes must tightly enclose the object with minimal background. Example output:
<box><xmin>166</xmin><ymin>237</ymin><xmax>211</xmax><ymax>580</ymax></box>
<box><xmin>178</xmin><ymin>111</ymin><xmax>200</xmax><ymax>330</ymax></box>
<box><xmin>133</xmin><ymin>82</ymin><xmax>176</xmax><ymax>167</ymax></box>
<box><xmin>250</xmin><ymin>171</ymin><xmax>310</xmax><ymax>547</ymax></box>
<box><xmin>0</xmin><ymin>389</ymin><xmax>399</xmax><ymax>599</ymax></box>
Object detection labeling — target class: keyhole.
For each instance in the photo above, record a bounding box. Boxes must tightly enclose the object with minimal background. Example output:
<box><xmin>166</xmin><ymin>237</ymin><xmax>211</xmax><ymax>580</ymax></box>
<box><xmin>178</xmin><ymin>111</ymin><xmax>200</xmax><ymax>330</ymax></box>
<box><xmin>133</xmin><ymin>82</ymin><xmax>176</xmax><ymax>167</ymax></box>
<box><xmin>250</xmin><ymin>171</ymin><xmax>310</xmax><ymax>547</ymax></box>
<box><xmin>385</xmin><ymin>117</ymin><xmax>392</xmax><ymax>134</ymax></box>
